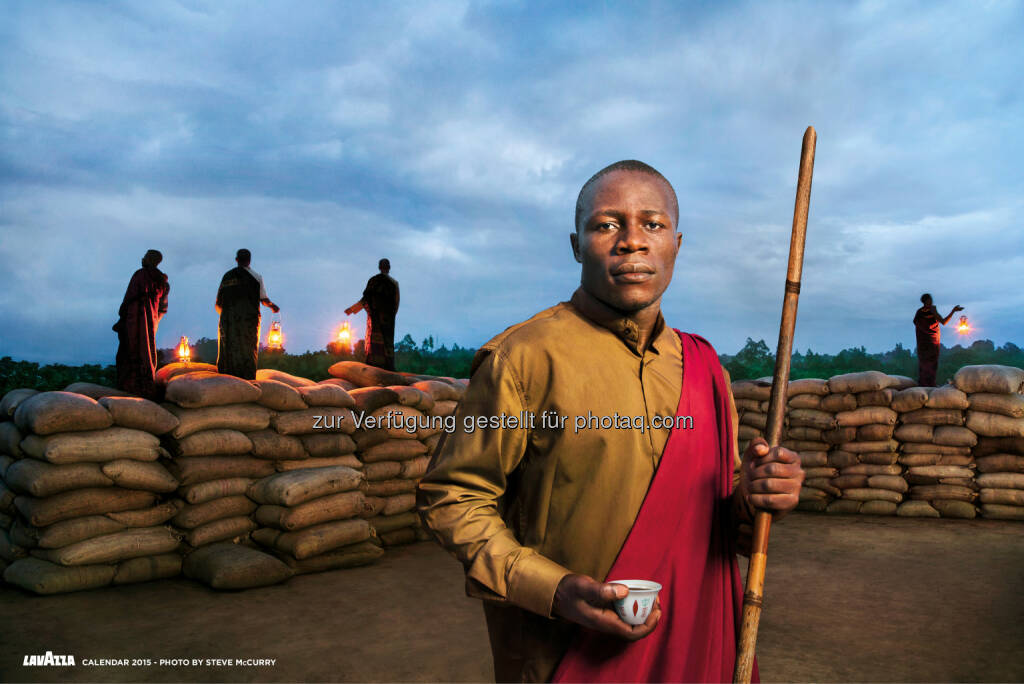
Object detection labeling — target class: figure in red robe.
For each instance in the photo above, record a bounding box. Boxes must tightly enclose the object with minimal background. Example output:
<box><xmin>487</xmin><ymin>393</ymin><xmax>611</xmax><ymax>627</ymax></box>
<box><xmin>913</xmin><ymin>293</ymin><xmax>962</xmax><ymax>386</ymax></box>
<box><xmin>346</xmin><ymin>258</ymin><xmax>400</xmax><ymax>370</ymax></box>
<box><xmin>113</xmin><ymin>249</ymin><xmax>169</xmax><ymax>399</ymax></box>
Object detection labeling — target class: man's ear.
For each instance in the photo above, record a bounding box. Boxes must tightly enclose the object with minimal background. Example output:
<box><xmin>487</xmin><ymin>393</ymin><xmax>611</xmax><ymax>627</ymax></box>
<box><xmin>570</xmin><ymin>232</ymin><xmax>582</xmax><ymax>264</ymax></box>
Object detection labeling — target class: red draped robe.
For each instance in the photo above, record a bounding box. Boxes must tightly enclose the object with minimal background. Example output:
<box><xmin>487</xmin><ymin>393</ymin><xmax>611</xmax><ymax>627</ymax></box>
<box><xmin>113</xmin><ymin>266</ymin><xmax>169</xmax><ymax>399</ymax></box>
<box><xmin>552</xmin><ymin>331</ymin><xmax>758</xmax><ymax>684</ymax></box>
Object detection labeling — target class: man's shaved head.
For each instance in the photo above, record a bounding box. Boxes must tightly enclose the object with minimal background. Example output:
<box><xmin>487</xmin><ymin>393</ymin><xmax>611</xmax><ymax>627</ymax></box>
<box><xmin>575</xmin><ymin>160</ymin><xmax>679</xmax><ymax>232</ymax></box>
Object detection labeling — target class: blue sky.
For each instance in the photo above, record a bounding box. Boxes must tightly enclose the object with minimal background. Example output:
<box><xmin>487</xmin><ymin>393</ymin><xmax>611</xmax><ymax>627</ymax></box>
<box><xmin>1</xmin><ymin>1</ymin><xmax>1022</xmax><ymax>364</ymax></box>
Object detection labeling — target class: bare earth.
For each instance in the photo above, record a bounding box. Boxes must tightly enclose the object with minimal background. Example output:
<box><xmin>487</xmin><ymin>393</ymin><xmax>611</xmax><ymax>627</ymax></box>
<box><xmin>2</xmin><ymin>512</ymin><xmax>1022</xmax><ymax>683</ymax></box>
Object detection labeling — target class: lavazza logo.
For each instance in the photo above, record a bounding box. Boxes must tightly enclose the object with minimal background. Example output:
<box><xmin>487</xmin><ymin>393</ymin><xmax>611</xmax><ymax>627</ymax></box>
<box><xmin>23</xmin><ymin>651</ymin><xmax>75</xmax><ymax>667</ymax></box>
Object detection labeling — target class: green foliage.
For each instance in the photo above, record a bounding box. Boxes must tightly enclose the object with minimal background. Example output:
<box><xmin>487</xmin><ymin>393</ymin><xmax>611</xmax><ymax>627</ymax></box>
<box><xmin>721</xmin><ymin>339</ymin><xmax>1024</xmax><ymax>383</ymax></box>
<box><xmin>0</xmin><ymin>356</ymin><xmax>116</xmax><ymax>396</ymax></box>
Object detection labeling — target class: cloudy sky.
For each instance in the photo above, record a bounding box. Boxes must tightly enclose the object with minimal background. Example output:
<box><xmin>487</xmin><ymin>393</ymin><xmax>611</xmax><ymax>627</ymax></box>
<box><xmin>1</xmin><ymin>1</ymin><xmax>1022</xmax><ymax>365</ymax></box>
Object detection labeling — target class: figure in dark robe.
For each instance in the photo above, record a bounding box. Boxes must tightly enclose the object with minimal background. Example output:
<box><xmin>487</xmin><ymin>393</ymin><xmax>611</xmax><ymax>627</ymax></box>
<box><xmin>346</xmin><ymin>258</ymin><xmax>400</xmax><ymax>370</ymax></box>
<box><xmin>216</xmin><ymin>249</ymin><xmax>279</xmax><ymax>379</ymax></box>
<box><xmin>113</xmin><ymin>249</ymin><xmax>169</xmax><ymax>399</ymax></box>
<box><xmin>913</xmin><ymin>293</ymin><xmax>963</xmax><ymax>386</ymax></box>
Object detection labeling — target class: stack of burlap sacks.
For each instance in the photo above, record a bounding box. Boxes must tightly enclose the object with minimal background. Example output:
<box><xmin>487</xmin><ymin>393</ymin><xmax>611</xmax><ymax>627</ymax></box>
<box><xmin>781</xmin><ymin>379</ymin><xmax>836</xmax><ymax>511</ymax></box>
<box><xmin>327</xmin><ymin>362</ymin><xmax>466</xmax><ymax>547</ymax></box>
<box><xmin>956</xmin><ymin>365</ymin><xmax>1024</xmax><ymax>521</ymax></box>
<box><xmin>0</xmin><ymin>387</ymin><xmax>184</xmax><ymax>595</ymax></box>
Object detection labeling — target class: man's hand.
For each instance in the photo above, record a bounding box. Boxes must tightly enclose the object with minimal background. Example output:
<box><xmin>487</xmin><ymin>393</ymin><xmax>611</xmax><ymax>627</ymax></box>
<box><xmin>270</xmin><ymin>303</ymin><xmax>280</xmax><ymax>313</ymax></box>
<box><xmin>737</xmin><ymin>437</ymin><xmax>804</xmax><ymax>519</ymax></box>
<box><xmin>953</xmin><ymin>305</ymin><xmax>964</xmax><ymax>312</ymax></box>
<box><xmin>552</xmin><ymin>574</ymin><xmax>661</xmax><ymax>640</ymax></box>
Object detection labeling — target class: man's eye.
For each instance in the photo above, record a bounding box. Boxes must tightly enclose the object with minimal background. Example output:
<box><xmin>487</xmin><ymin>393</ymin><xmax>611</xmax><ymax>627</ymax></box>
<box><xmin>595</xmin><ymin>222</ymin><xmax>617</xmax><ymax>231</ymax></box>
<box><xmin>646</xmin><ymin>221</ymin><xmax>665</xmax><ymax>230</ymax></box>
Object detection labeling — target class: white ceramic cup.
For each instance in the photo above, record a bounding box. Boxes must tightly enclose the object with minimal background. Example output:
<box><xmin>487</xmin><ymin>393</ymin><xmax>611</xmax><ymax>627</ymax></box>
<box><xmin>610</xmin><ymin>579</ymin><xmax>662</xmax><ymax>626</ymax></box>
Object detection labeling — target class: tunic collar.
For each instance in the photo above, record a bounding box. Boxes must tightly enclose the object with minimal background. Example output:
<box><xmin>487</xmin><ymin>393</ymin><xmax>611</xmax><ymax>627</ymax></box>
<box><xmin>569</xmin><ymin>287</ymin><xmax>670</xmax><ymax>357</ymax></box>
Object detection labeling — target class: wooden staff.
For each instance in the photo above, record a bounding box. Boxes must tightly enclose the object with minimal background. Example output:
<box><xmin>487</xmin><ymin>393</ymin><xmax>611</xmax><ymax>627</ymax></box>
<box><xmin>733</xmin><ymin>126</ymin><xmax>817</xmax><ymax>684</ymax></box>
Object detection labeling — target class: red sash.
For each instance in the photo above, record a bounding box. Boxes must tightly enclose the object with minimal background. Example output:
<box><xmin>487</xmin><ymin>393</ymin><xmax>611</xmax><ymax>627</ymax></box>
<box><xmin>552</xmin><ymin>331</ymin><xmax>758</xmax><ymax>683</ymax></box>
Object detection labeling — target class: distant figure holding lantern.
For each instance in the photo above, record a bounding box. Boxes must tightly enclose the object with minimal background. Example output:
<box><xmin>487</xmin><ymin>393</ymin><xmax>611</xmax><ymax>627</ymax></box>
<box><xmin>913</xmin><ymin>293</ymin><xmax>963</xmax><ymax>386</ymax></box>
<box><xmin>346</xmin><ymin>258</ymin><xmax>400</xmax><ymax>370</ymax></box>
<box><xmin>113</xmin><ymin>249</ymin><xmax>169</xmax><ymax>399</ymax></box>
<box><xmin>215</xmin><ymin>249</ymin><xmax>279</xmax><ymax>380</ymax></box>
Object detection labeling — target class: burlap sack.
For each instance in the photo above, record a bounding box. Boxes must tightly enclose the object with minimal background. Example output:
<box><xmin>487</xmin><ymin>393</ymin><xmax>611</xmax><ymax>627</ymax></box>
<box><xmin>898</xmin><ymin>453</ymin><xmax>939</xmax><ymax>467</ymax></box>
<box><xmin>936</xmin><ymin>454</ymin><xmax>973</xmax><ymax>466</ymax></box>
<box><xmin>901</xmin><ymin>443</ymin><xmax>970</xmax><ymax>456</ymax></box>
<box><xmin>3</xmin><ymin>556</ymin><xmax>115</xmax><ymax>594</ymax></box>
<box><xmin>428</xmin><ymin>400</ymin><xmax>459</xmax><ymax>418</ymax></box>
<box><xmin>856</xmin><ymin>389</ymin><xmax>896</xmax><ymax>407</ymax></box>
<box><xmin>975</xmin><ymin>472</ymin><xmax>1024</xmax><ymax>490</ymax></box>
<box><xmin>0</xmin><ymin>529</ymin><xmax>27</xmax><ymax>562</ymax></box>
<box><xmin>21</xmin><ymin>428</ymin><xmax>161</xmax><ymax>464</ymax></box>
<box><xmin>968</xmin><ymin>393</ymin><xmax>1024</xmax><ymax>418</ymax></box>
<box><xmin>248</xmin><ymin>430</ymin><xmax>307</xmax><ymax>461</ymax></box>
<box><xmin>165</xmin><ymin>372</ymin><xmax>262</xmax><ymax>408</ymax></box>
<box><xmin>857</xmin><ymin>424</ymin><xmax>895</xmax><ymax>441</ymax></box>
<box><xmin>979</xmin><ymin>488</ymin><xmax>1024</xmax><ymax>506</ymax></box>
<box><xmin>248</xmin><ymin>466</ymin><xmax>364</xmax><ymax>507</ymax></box>
<box><xmin>908</xmin><ymin>465</ymin><xmax>975</xmax><ymax>479</ymax></box>
<box><xmin>821</xmin><ymin>393</ymin><xmax>857</xmax><ymax>413</ymax></box>
<box><xmin>801</xmin><ymin>467</ymin><xmax>838</xmax><ymax>479</ymax></box>
<box><xmin>319</xmin><ymin>378</ymin><xmax>358</xmax><ymax>390</ymax></box>
<box><xmin>98</xmin><ymin>397</ymin><xmax>179</xmax><ymax>435</ymax></box>
<box><xmin>0</xmin><ymin>422</ymin><xmax>24</xmax><ymax>457</ymax></box>
<box><xmin>254</xmin><ymin>490</ymin><xmax>368</xmax><ymax>531</ymax></box>
<box><xmin>831</xmin><ymin>474</ymin><xmax>868</xmax><ymax>489</ymax></box>
<box><xmin>891</xmin><ymin>387</ymin><xmax>930</xmax><ymax>413</ymax></box>
<box><xmin>1</xmin><ymin>388</ymin><xmax>40</xmax><ymax>419</ymax></box>
<box><xmin>953</xmin><ymin>365</ymin><xmax>1024</xmax><ymax>394</ymax></box>
<box><xmin>105</xmin><ymin>500</ymin><xmax>182</xmax><ymax>527</ymax></box>
<box><xmin>740</xmin><ymin>413</ymin><xmax>768</xmax><ymax>430</ymax></box>
<box><xmin>362</xmin><ymin>479</ymin><xmax>418</xmax><ymax>497</ymax></box>
<box><xmin>378</xmin><ymin>527</ymin><xmax>418</xmax><ymax>546</ymax></box>
<box><xmin>896</xmin><ymin>500</ymin><xmax>940</xmax><ymax>518</ymax></box>
<box><xmin>900</xmin><ymin>409</ymin><xmax>965</xmax><ymax>426</ymax></box>
<box><xmin>252</xmin><ymin>379</ymin><xmax>307</xmax><ymax>411</ymax></box>
<box><xmin>5</xmin><ymin>460</ymin><xmax>112</xmax><ymax>497</ymax></box>
<box><xmin>828</xmin><ymin>451</ymin><xmax>859</xmax><ymax>469</ymax></box>
<box><xmin>841</xmin><ymin>488</ymin><xmax>903</xmax><ymax>503</ymax></box>
<box><xmin>172</xmin><ymin>496</ymin><xmax>257</xmax><ymax>529</ymax></box>
<box><xmin>788</xmin><ymin>427</ymin><xmax>824</xmax><ymax>441</ymax></box>
<box><xmin>828</xmin><ymin>371</ymin><xmax>894</xmax><ymax>394</ymax></box>
<box><xmin>822</xmin><ymin>427</ymin><xmax>857</xmax><ymax>445</ymax></box>
<box><xmin>348</xmin><ymin>387</ymin><xmax>402</xmax><ymax>415</ymax></box>
<box><xmin>798</xmin><ymin>451</ymin><xmax>828</xmax><ymax>468</ymax></box>
<box><xmin>112</xmin><ymin>554</ymin><xmax>182</xmax><ymax>584</ymax></box>
<box><xmin>296</xmin><ymin>385</ymin><xmax>355</xmax><ymax>409</ymax></box>
<box><xmin>841</xmin><ymin>464</ymin><xmax>902</xmax><ymax>476</ymax></box>
<box><xmin>973</xmin><ymin>436</ymin><xmax>1024</xmax><ymax>457</ymax></box>
<box><xmin>382</xmin><ymin>493</ymin><xmax>416</xmax><ymax>516</ymax></box>
<box><xmin>788</xmin><ymin>378</ymin><xmax>829</xmax><ymax>396</ymax></box>
<box><xmin>361</xmin><ymin>496</ymin><xmax>387</xmax><ymax>518</ymax></box>
<box><xmin>932</xmin><ymin>426</ymin><xmax>978</xmax><ymax>447</ymax></box>
<box><xmin>0</xmin><ymin>482</ymin><xmax>14</xmax><ymax>514</ymax></box>
<box><xmin>183</xmin><ymin>542</ymin><xmax>293</xmax><ymax>589</ymax></box>
<box><xmin>166</xmin><ymin>456</ymin><xmax>275</xmax><ymax>486</ymax></box>
<box><xmin>796</xmin><ymin>499</ymin><xmax>828</xmax><ymax>512</ymax></box>
<box><xmin>168</xmin><ymin>404</ymin><xmax>272</xmax><ymax>439</ymax></box>
<box><xmin>836</xmin><ymin>407</ymin><xmax>897</xmax><ymax>427</ymax></box>
<box><xmin>169</xmin><ymin>429</ymin><xmax>253</xmax><ymax>458</ymax></box>
<box><xmin>328</xmin><ymin>361</ymin><xmax>410</xmax><ymax>388</ymax></box>
<box><xmin>14</xmin><ymin>392</ymin><xmax>113</xmax><ymax>435</ymax></box>
<box><xmin>857</xmin><ymin>452</ymin><xmax>899</xmax><ymax>466</ymax></box>
<box><xmin>932</xmin><ymin>499</ymin><xmax>977</xmax><ymax>519</ymax></box>
<box><xmin>360</xmin><ymin>439</ymin><xmax>429</xmax><ymax>464</ymax></box>
<box><xmin>412</xmin><ymin>380</ymin><xmax>465</xmax><ymax>402</ymax></box>
<box><xmin>731</xmin><ymin>381</ymin><xmax>772</xmax><ymax>401</ymax></box>
<box><xmin>826</xmin><ymin>500</ymin><xmax>862</xmax><ymax>514</ymax></box>
<box><xmin>180</xmin><ymin>477</ymin><xmax>253</xmax><ymax>505</ymax></box>
<box><xmin>15</xmin><ymin>488</ymin><xmax>156</xmax><ymax>527</ymax></box>
<box><xmin>280</xmin><ymin>540</ymin><xmax>384</xmax><ymax>574</ymax></box>
<box><xmin>253</xmin><ymin>518</ymin><xmax>372</xmax><ymax>559</ymax></box>
<box><xmin>368</xmin><ymin>511</ymin><xmax>419</xmax><ymax>535</ymax></box>
<box><xmin>803</xmin><ymin>479</ymin><xmax>841</xmax><ymax>497</ymax></box>
<box><xmin>867</xmin><ymin>475</ymin><xmax>908</xmax><ymax>493</ymax></box>
<box><xmin>364</xmin><ymin>461</ymin><xmax>403</xmax><ymax>481</ymax></box>
<box><xmin>272</xmin><ymin>408</ymin><xmax>356</xmax><ymax>436</ymax></box>
<box><xmin>276</xmin><ymin>455</ymin><xmax>362</xmax><ymax>471</ymax></box>
<box><xmin>888</xmin><ymin>375</ymin><xmax>917</xmax><ymax>390</ymax></box>
<box><xmin>975</xmin><ymin>454</ymin><xmax>1024</xmax><ymax>473</ymax></box>
<box><xmin>787</xmin><ymin>394</ymin><xmax>821</xmax><ymax>410</ymax></box>
<box><xmin>183</xmin><ymin>516</ymin><xmax>257</xmax><ymax>548</ymax></box>
<box><xmin>839</xmin><ymin>440</ymin><xmax>898</xmax><ymax>454</ymax></box>
<box><xmin>909</xmin><ymin>485</ymin><xmax>977</xmax><ymax>502</ymax></box>
<box><xmin>254</xmin><ymin>368</ymin><xmax>317</xmax><ymax>387</ymax></box>
<box><xmin>894</xmin><ymin>424</ymin><xmax>933</xmax><ymax>443</ymax></box>
<box><xmin>787</xmin><ymin>409</ymin><xmax>835</xmax><ymax>430</ymax></box>
<box><xmin>925</xmin><ymin>385</ymin><xmax>970</xmax><ymax>410</ymax></box>
<box><xmin>155</xmin><ymin>362</ymin><xmax>218</xmax><ymax>385</ymax></box>
<box><xmin>299</xmin><ymin>432</ymin><xmax>357</xmax><ymax>457</ymax></box>
<box><xmin>738</xmin><ymin>425</ymin><xmax>760</xmax><ymax>441</ymax></box>
<box><xmin>860</xmin><ymin>500</ymin><xmax>898</xmax><ymax>515</ymax></box>
<box><xmin>100</xmin><ymin>460</ymin><xmax>178</xmax><ymax>493</ymax></box>
<box><xmin>31</xmin><ymin>526</ymin><xmax>180</xmax><ymax>566</ymax></box>
<box><xmin>966</xmin><ymin>411</ymin><xmax>1024</xmax><ymax>438</ymax></box>
<box><xmin>979</xmin><ymin>503</ymin><xmax>1024</xmax><ymax>520</ymax></box>
<box><xmin>784</xmin><ymin>440</ymin><xmax>830</xmax><ymax>453</ymax></box>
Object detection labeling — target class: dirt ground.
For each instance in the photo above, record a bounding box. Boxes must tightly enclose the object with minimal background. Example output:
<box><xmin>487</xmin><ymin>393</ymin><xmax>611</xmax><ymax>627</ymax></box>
<box><xmin>2</xmin><ymin>512</ymin><xmax>1022</xmax><ymax>683</ymax></box>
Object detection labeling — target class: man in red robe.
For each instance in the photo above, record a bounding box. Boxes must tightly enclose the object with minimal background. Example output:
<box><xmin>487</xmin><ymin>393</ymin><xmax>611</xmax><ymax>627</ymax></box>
<box><xmin>418</xmin><ymin>161</ymin><xmax>804</xmax><ymax>682</ymax></box>
<box><xmin>113</xmin><ymin>249</ymin><xmax>169</xmax><ymax>399</ymax></box>
<box><xmin>913</xmin><ymin>293</ymin><xmax>963</xmax><ymax>386</ymax></box>
<box><xmin>345</xmin><ymin>258</ymin><xmax>400</xmax><ymax>370</ymax></box>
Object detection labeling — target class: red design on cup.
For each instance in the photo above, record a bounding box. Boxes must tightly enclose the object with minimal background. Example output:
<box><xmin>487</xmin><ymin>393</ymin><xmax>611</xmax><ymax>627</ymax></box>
<box><xmin>632</xmin><ymin>600</ymin><xmax>638</xmax><ymax>616</ymax></box>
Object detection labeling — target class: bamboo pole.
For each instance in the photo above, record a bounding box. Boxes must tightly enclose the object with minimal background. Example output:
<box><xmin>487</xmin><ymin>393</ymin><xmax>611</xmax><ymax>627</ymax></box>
<box><xmin>733</xmin><ymin>126</ymin><xmax>817</xmax><ymax>684</ymax></box>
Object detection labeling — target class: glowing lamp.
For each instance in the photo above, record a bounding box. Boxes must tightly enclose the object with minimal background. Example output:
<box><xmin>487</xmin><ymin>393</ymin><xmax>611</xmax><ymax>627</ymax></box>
<box><xmin>336</xmin><ymin>321</ymin><xmax>354</xmax><ymax>354</ymax></box>
<box><xmin>956</xmin><ymin>315</ymin><xmax>970</xmax><ymax>335</ymax></box>
<box><xmin>267</xmin><ymin>321</ymin><xmax>284</xmax><ymax>350</ymax></box>
<box><xmin>176</xmin><ymin>336</ymin><xmax>191</xmax><ymax>364</ymax></box>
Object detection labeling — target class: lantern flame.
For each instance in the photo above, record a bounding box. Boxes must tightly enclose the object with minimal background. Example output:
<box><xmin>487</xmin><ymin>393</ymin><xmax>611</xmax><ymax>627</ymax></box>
<box><xmin>336</xmin><ymin>321</ymin><xmax>354</xmax><ymax>354</ymax></box>
<box><xmin>176</xmin><ymin>336</ymin><xmax>191</xmax><ymax>364</ymax></box>
<box><xmin>267</xmin><ymin>321</ymin><xmax>284</xmax><ymax>350</ymax></box>
<box><xmin>956</xmin><ymin>315</ymin><xmax>970</xmax><ymax>335</ymax></box>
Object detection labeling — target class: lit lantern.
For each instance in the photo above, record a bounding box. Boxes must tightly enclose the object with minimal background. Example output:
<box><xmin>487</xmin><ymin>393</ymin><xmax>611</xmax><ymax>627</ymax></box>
<box><xmin>336</xmin><ymin>321</ymin><xmax>354</xmax><ymax>354</ymax></box>
<box><xmin>267</xmin><ymin>321</ymin><xmax>284</xmax><ymax>351</ymax></box>
<box><xmin>176</xmin><ymin>336</ymin><xmax>191</xmax><ymax>364</ymax></box>
<box><xmin>956</xmin><ymin>315</ymin><xmax>970</xmax><ymax>335</ymax></box>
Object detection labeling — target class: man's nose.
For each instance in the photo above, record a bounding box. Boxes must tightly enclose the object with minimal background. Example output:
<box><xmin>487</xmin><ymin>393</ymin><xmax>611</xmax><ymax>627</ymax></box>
<box><xmin>615</xmin><ymin>221</ymin><xmax>649</xmax><ymax>253</ymax></box>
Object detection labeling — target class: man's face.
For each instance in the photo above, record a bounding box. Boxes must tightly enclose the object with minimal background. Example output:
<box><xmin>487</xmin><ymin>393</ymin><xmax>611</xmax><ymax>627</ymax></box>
<box><xmin>571</xmin><ymin>170</ymin><xmax>681</xmax><ymax>314</ymax></box>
